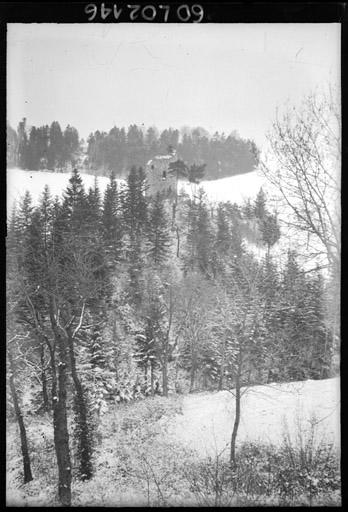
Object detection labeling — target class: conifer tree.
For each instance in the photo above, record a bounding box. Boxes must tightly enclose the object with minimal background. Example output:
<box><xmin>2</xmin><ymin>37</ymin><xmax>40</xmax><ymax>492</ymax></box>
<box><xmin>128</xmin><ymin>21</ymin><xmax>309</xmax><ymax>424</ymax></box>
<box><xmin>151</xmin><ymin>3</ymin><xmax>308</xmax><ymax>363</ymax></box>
<box><xmin>7</xmin><ymin>122</ymin><xmax>18</xmax><ymax>167</ymax></box>
<box><xmin>123</xmin><ymin>166</ymin><xmax>148</xmax><ymax>305</ymax></box>
<box><xmin>102</xmin><ymin>171</ymin><xmax>123</xmax><ymax>264</ymax></box>
<box><xmin>254</xmin><ymin>187</ymin><xmax>268</xmax><ymax>219</ymax></box>
<box><xmin>306</xmin><ymin>270</ymin><xmax>333</xmax><ymax>378</ymax></box>
<box><xmin>15</xmin><ymin>191</ymin><xmax>34</xmax><ymax>268</ymax></box>
<box><xmin>185</xmin><ymin>190</ymin><xmax>214</xmax><ymax>276</ymax></box>
<box><xmin>134</xmin><ymin>321</ymin><xmax>159</xmax><ymax>394</ymax></box>
<box><xmin>188</xmin><ymin>163</ymin><xmax>206</xmax><ymax>185</ymax></box>
<box><xmin>212</xmin><ymin>203</ymin><xmax>231</xmax><ymax>276</ymax></box>
<box><xmin>17</xmin><ymin>118</ymin><xmax>29</xmax><ymax>169</ymax></box>
<box><xmin>47</xmin><ymin>121</ymin><xmax>64</xmax><ymax>170</ymax></box>
<box><xmin>260</xmin><ymin>213</ymin><xmax>281</xmax><ymax>254</ymax></box>
<box><xmin>147</xmin><ymin>193</ymin><xmax>172</xmax><ymax>265</ymax></box>
<box><xmin>123</xmin><ymin>166</ymin><xmax>147</xmax><ymax>238</ymax></box>
<box><xmin>279</xmin><ymin>251</ymin><xmax>310</xmax><ymax>380</ymax></box>
<box><xmin>86</xmin><ymin>178</ymin><xmax>102</xmax><ymax>233</ymax></box>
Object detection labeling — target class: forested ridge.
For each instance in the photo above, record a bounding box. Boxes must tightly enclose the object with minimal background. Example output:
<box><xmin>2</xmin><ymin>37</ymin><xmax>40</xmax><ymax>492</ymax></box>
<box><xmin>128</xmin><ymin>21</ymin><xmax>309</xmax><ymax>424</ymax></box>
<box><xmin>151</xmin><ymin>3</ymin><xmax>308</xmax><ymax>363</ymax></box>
<box><xmin>7</xmin><ymin>119</ymin><xmax>259</xmax><ymax>179</ymax></box>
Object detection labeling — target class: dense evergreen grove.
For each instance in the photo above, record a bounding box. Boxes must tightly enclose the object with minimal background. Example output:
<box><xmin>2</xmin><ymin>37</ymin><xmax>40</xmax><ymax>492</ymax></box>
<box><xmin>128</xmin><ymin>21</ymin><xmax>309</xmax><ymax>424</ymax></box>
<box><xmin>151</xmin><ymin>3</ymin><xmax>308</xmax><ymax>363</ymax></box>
<box><xmin>8</xmin><ymin>120</ymin><xmax>259</xmax><ymax>179</ymax></box>
<box><xmin>8</xmin><ymin>118</ymin><xmax>80</xmax><ymax>171</ymax></box>
<box><xmin>7</xmin><ymin>167</ymin><xmax>335</xmax><ymax>505</ymax></box>
<box><xmin>86</xmin><ymin>125</ymin><xmax>259</xmax><ymax>179</ymax></box>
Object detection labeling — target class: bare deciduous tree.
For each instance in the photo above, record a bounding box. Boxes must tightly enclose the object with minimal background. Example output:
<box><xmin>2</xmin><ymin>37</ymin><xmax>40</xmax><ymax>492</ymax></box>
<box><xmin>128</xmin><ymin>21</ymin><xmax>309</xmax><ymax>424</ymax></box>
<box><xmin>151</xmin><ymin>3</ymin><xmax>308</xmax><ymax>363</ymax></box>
<box><xmin>261</xmin><ymin>89</ymin><xmax>340</xmax><ymax>274</ymax></box>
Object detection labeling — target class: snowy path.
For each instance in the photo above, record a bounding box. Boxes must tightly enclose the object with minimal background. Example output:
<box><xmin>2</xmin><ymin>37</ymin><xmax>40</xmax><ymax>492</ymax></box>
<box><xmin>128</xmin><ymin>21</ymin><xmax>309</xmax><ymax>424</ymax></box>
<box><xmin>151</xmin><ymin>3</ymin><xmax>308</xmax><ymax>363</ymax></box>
<box><xmin>167</xmin><ymin>378</ymin><xmax>340</xmax><ymax>458</ymax></box>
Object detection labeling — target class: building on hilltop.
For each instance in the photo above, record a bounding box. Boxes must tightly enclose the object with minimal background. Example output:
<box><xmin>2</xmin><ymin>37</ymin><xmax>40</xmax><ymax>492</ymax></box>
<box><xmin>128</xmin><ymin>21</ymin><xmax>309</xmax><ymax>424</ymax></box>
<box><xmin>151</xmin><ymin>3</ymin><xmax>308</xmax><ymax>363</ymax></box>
<box><xmin>146</xmin><ymin>149</ymin><xmax>177</xmax><ymax>197</ymax></box>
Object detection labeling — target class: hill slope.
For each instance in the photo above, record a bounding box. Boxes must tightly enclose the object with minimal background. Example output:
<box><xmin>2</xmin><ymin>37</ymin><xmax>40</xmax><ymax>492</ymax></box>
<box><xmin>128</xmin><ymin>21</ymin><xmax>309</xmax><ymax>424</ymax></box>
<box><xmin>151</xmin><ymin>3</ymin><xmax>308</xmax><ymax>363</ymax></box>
<box><xmin>7</xmin><ymin>168</ymin><xmax>266</xmax><ymax>216</ymax></box>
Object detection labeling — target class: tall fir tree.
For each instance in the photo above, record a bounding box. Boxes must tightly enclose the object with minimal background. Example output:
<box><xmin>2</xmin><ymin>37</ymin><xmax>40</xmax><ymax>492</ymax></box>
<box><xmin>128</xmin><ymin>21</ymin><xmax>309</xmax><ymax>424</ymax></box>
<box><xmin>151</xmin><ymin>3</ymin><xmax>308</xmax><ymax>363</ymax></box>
<box><xmin>254</xmin><ymin>187</ymin><xmax>268</xmax><ymax>220</ymax></box>
<box><xmin>102</xmin><ymin>171</ymin><xmax>123</xmax><ymax>264</ymax></box>
<box><xmin>147</xmin><ymin>193</ymin><xmax>172</xmax><ymax>266</ymax></box>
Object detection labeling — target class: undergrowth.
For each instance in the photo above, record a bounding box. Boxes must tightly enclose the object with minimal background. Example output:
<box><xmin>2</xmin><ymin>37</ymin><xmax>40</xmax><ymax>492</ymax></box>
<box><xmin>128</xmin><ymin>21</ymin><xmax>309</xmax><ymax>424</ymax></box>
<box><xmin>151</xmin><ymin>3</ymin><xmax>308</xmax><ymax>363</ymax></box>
<box><xmin>7</xmin><ymin>396</ymin><xmax>340</xmax><ymax>507</ymax></box>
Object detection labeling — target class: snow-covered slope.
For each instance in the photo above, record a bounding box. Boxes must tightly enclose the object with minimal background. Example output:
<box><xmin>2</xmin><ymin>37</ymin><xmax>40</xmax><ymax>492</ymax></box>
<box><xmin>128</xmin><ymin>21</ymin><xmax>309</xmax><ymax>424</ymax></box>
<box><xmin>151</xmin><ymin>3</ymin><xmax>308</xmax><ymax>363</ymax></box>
<box><xmin>7</xmin><ymin>168</ymin><xmax>267</xmax><ymax>217</ymax></box>
<box><xmin>6</xmin><ymin>168</ymin><xmax>114</xmax><ymax>216</ymax></box>
<box><xmin>179</xmin><ymin>170</ymin><xmax>267</xmax><ymax>204</ymax></box>
<box><xmin>166</xmin><ymin>378</ymin><xmax>340</xmax><ymax>458</ymax></box>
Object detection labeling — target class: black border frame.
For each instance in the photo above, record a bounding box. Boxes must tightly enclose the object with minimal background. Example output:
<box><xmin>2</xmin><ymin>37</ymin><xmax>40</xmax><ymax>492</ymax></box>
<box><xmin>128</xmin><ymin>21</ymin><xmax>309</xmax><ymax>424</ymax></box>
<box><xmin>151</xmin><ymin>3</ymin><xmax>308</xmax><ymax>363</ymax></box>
<box><xmin>1</xmin><ymin>2</ymin><xmax>345</xmax><ymax>509</ymax></box>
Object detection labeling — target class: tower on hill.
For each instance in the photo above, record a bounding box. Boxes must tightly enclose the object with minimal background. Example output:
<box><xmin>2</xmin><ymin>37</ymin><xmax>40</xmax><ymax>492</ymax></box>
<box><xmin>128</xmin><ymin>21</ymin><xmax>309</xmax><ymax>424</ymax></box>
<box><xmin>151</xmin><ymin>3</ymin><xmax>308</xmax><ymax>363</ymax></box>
<box><xmin>146</xmin><ymin>148</ymin><xmax>177</xmax><ymax>197</ymax></box>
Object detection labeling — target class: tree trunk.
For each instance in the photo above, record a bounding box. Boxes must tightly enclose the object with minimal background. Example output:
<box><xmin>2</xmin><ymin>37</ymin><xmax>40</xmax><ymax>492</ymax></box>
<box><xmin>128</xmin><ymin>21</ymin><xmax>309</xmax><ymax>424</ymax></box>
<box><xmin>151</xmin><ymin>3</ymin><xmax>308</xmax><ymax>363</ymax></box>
<box><xmin>218</xmin><ymin>341</ymin><xmax>227</xmax><ymax>391</ymax></box>
<box><xmin>218</xmin><ymin>363</ymin><xmax>224</xmax><ymax>391</ymax></box>
<box><xmin>150</xmin><ymin>364</ymin><xmax>154</xmax><ymax>396</ymax></box>
<box><xmin>40</xmin><ymin>342</ymin><xmax>49</xmax><ymax>412</ymax></box>
<box><xmin>203</xmin><ymin>371</ymin><xmax>208</xmax><ymax>390</ymax></box>
<box><xmin>230</xmin><ymin>363</ymin><xmax>241</xmax><ymax>468</ymax></box>
<box><xmin>176</xmin><ymin>225</ymin><xmax>180</xmax><ymax>258</ymax></box>
<box><xmin>162</xmin><ymin>355</ymin><xmax>168</xmax><ymax>397</ymax></box>
<box><xmin>67</xmin><ymin>333</ymin><xmax>93</xmax><ymax>481</ymax></box>
<box><xmin>52</xmin><ymin>334</ymin><xmax>71</xmax><ymax>507</ymax></box>
<box><xmin>189</xmin><ymin>365</ymin><xmax>196</xmax><ymax>393</ymax></box>
<box><xmin>8</xmin><ymin>350</ymin><xmax>33</xmax><ymax>484</ymax></box>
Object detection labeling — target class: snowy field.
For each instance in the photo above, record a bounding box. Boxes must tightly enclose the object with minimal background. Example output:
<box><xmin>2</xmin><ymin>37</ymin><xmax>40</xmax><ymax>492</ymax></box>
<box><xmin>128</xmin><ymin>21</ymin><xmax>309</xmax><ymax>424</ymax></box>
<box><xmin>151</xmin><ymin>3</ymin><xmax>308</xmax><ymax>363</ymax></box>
<box><xmin>6</xmin><ymin>168</ymin><xmax>112</xmax><ymax>216</ymax></box>
<box><xmin>6</xmin><ymin>168</ymin><xmax>268</xmax><ymax>217</ymax></box>
<box><xmin>179</xmin><ymin>171</ymin><xmax>267</xmax><ymax>204</ymax></box>
<box><xmin>166</xmin><ymin>378</ymin><xmax>340</xmax><ymax>458</ymax></box>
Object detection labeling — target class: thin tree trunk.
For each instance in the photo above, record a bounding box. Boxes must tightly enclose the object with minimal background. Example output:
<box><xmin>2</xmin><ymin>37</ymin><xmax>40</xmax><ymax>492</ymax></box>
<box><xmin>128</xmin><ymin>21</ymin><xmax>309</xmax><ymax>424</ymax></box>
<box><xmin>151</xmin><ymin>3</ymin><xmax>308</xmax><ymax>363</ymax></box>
<box><xmin>52</xmin><ymin>333</ymin><xmax>71</xmax><ymax>507</ymax></box>
<box><xmin>67</xmin><ymin>334</ymin><xmax>93</xmax><ymax>481</ymax></box>
<box><xmin>218</xmin><ymin>363</ymin><xmax>224</xmax><ymax>391</ymax></box>
<box><xmin>218</xmin><ymin>340</ymin><xmax>227</xmax><ymax>391</ymax></box>
<box><xmin>189</xmin><ymin>363</ymin><xmax>196</xmax><ymax>393</ymax></box>
<box><xmin>172</xmin><ymin>173</ymin><xmax>178</xmax><ymax>228</ymax></box>
<box><xmin>162</xmin><ymin>354</ymin><xmax>168</xmax><ymax>397</ymax></box>
<box><xmin>40</xmin><ymin>342</ymin><xmax>49</xmax><ymax>411</ymax></box>
<box><xmin>230</xmin><ymin>358</ymin><xmax>241</xmax><ymax>468</ymax></box>
<box><xmin>150</xmin><ymin>364</ymin><xmax>154</xmax><ymax>396</ymax></box>
<box><xmin>8</xmin><ymin>350</ymin><xmax>33</xmax><ymax>484</ymax></box>
<box><xmin>176</xmin><ymin>225</ymin><xmax>180</xmax><ymax>258</ymax></box>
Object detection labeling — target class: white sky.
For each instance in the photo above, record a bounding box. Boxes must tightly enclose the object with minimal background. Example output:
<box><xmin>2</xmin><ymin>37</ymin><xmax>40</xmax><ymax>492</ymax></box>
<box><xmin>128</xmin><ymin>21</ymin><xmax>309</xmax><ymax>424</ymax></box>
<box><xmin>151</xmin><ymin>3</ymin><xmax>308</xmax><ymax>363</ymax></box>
<box><xmin>7</xmin><ymin>23</ymin><xmax>340</xmax><ymax>148</ymax></box>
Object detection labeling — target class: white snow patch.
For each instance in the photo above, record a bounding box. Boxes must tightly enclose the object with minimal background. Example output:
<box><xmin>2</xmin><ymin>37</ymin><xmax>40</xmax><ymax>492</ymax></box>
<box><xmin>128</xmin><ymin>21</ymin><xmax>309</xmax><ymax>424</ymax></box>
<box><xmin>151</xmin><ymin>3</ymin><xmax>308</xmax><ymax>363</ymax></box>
<box><xmin>167</xmin><ymin>378</ymin><xmax>340</xmax><ymax>458</ymax></box>
<box><xmin>7</xmin><ymin>168</ymin><xmax>124</xmax><ymax>216</ymax></box>
<box><xmin>7</xmin><ymin>168</ymin><xmax>268</xmax><ymax>218</ymax></box>
<box><xmin>179</xmin><ymin>170</ymin><xmax>268</xmax><ymax>204</ymax></box>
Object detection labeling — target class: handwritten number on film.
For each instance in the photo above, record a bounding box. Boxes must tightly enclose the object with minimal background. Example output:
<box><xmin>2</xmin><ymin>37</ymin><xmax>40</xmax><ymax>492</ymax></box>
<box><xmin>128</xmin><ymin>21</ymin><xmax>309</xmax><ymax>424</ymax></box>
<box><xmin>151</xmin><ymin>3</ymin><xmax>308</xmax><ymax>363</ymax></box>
<box><xmin>85</xmin><ymin>4</ymin><xmax>204</xmax><ymax>22</ymax></box>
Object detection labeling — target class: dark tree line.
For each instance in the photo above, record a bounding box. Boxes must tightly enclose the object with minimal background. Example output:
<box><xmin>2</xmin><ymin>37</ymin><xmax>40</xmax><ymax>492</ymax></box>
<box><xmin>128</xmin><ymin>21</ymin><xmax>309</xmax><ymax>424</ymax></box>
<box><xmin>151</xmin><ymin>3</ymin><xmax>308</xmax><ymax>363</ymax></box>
<box><xmin>8</xmin><ymin>120</ymin><xmax>259</xmax><ymax>180</ymax></box>
<box><xmin>7</xmin><ymin>165</ymin><xmax>334</xmax><ymax>504</ymax></box>
<box><xmin>10</xmin><ymin>118</ymin><xmax>80</xmax><ymax>171</ymax></box>
<box><xmin>86</xmin><ymin>125</ymin><xmax>259</xmax><ymax>179</ymax></box>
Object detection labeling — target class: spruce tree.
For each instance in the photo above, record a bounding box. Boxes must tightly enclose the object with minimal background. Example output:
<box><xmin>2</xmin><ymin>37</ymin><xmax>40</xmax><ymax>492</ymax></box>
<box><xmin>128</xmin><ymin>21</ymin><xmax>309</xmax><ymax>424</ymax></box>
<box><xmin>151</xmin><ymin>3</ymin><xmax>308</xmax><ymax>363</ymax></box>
<box><xmin>123</xmin><ymin>165</ymin><xmax>147</xmax><ymax>238</ymax></box>
<box><xmin>260</xmin><ymin>213</ymin><xmax>281</xmax><ymax>254</ymax></box>
<box><xmin>48</xmin><ymin>121</ymin><xmax>64</xmax><ymax>170</ymax></box>
<box><xmin>17</xmin><ymin>118</ymin><xmax>29</xmax><ymax>169</ymax></box>
<box><xmin>147</xmin><ymin>193</ymin><xmax>172</xmax><ymax>265</ymax></box>
<box><xmin>254</xmin><ymin>187</ymin><xmax>268</xmax><ymax>219</ymax></box>
<box><xmin>102</xmin><ymin>171</ymin><xmax>123</xmax><ymax>264</ymax></box>
<box><xmin>134</xmin><ymin>322</ymin><xmax>159</xmax><ymax>394</ymax></box>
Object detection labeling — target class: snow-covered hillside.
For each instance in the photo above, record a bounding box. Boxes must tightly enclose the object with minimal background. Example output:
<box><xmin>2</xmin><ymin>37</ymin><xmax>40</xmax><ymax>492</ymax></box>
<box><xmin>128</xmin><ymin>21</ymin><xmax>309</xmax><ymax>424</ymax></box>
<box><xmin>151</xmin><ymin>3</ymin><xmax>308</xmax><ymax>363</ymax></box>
<box><xmin>179</xmin><ymin>171</ymin><xmax>267</xmax><ymax>204</ymax></box>
<box><xmin>7</xmin><ymin>168</ymin><xmax>267</xmax><ymax>217</ymax></box>
<box><xmin>166</xmin><ymin>378</ymin><xmax>340</xmax><ymax>458</ymax></box>
<box><xmin>6</xmin><ymin>169</ymin><xmax>114</xmax><ymax>216</ymax></box>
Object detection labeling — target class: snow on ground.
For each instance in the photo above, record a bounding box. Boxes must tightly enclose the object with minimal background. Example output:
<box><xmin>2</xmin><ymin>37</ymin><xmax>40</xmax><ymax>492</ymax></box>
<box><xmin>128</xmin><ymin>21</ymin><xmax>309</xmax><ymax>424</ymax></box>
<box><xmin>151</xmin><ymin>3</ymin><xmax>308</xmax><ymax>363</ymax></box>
<box><xmin>7</xmin><ymin>168</ymin><xmax>267</xmax><ymax>218</ymax></box>
<box><xmin>6</xmin><ymin>168</ymin><xmax>119</xmax><ymax>216</ymax></box>
<box><xmin>178</xmin><ymin>170</ymin><xmax>267</xmax><ymax>204</ymax></box>
<box><xmin>166</xmin><ymin>378</ymin><xmax>340</xmax><ymax>458</ymax></box>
